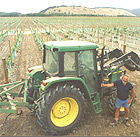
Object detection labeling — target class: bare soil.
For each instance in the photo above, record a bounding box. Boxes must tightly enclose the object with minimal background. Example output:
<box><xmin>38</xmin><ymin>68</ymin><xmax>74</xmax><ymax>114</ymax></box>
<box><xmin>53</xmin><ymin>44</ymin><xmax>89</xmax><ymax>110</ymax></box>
<box><xmin>0</xmin><ymin>18</ymin><xmax>140</xmax><ymax>136</ymax></box>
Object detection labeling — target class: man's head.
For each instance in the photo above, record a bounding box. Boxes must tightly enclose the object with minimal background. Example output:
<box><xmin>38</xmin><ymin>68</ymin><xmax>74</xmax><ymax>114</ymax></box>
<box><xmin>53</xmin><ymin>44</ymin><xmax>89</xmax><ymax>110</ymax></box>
<box><xmin>122</xmin><ymin>75</ymin><xmax>128</xmax><ymax>85</ymax></box>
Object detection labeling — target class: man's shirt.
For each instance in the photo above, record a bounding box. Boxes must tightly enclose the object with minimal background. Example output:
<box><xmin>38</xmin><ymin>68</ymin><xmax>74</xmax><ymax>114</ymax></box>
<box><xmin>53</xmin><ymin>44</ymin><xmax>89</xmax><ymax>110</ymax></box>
<box><xmin>113</xmin><ymin>79</ymin><xmax>133</xmax><ymax>100</ymax></box>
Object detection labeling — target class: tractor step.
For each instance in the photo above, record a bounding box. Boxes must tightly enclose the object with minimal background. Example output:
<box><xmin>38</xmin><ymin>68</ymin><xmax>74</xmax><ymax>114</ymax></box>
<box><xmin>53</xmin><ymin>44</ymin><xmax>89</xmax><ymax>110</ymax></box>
<box><xmin>91</xmin><ymin>92</ymin><xmax>102</xmax><ymax>114</ymax></box>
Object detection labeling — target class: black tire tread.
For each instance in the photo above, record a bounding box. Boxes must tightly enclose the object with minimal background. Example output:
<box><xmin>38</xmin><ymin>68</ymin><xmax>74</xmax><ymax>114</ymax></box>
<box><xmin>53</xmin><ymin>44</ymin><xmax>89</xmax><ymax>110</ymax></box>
<box><xmin>36</xmin><ymin>84</ymin><xmax>86</xmax><ymax>135</ymax></box>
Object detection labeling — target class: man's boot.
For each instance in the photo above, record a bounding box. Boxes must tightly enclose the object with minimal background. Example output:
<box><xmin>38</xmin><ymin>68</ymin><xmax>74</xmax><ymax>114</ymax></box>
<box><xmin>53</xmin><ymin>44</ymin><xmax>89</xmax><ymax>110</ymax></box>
<box><xmin>125</xmin><ymin>119</ymin><xmax>131</xmax><ymax>127</ymax></box>
<box><xmin>110</xmin><ymin>119</ymin><xmax>118</xmax><ymax>127</ymax></box>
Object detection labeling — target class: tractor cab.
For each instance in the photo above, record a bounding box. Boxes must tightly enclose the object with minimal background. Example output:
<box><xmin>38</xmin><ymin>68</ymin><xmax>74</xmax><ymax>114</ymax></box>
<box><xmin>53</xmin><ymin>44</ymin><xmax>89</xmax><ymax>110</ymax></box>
<box><xmin>43</xmin><ymin>41</ymin><xmax>99</xmax><ymax>93</ymax></box>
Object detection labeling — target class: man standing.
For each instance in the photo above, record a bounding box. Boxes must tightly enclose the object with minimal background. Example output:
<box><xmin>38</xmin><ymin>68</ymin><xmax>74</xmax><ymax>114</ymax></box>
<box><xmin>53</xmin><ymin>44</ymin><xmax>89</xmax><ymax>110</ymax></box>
<box><xmin>101</xmin><ymin>75</ymin><xmax>135</xmax><ymax>127</ymax></box>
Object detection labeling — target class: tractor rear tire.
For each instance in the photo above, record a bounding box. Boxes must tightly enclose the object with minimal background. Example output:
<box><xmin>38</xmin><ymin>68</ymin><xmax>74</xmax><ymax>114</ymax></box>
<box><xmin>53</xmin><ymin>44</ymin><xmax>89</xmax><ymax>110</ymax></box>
<box><xmin>36</xmin><ymin>84</ymin><xmax>86</xmax><ymax>135</ymax></box>
<box><xmin>108</xmin><ymin>89</ymin><xmax>134</xmax><ymax>116</ymax></box>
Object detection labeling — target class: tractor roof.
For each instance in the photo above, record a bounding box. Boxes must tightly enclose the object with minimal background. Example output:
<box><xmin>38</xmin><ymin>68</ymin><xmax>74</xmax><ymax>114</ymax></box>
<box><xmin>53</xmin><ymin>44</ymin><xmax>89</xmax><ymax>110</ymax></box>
<box><xmin>44</xmin><ymin>41</ymin><xmax>99</xmax><ymax>52</ymax></box>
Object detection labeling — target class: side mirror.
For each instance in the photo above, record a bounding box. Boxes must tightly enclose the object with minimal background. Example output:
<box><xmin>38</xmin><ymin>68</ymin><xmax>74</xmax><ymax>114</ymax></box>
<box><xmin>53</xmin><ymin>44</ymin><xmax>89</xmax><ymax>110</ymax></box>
<box><xmin>43</xmin><ymin>45</ymin><xmax>46</xmax><ymax>64</ymax></box>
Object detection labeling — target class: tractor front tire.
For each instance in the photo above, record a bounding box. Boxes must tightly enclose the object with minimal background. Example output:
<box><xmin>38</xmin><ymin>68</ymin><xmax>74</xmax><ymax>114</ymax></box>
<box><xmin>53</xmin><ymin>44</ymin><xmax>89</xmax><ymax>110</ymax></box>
<box><xmin>108</xmin><ymin>89</ymin><xmax>134</xmax><ymax>116</ymax></box>
<box><xmin>36</xmin><ymin>84</ymin><xmax>86</xmax><ymax>135</ymax></box>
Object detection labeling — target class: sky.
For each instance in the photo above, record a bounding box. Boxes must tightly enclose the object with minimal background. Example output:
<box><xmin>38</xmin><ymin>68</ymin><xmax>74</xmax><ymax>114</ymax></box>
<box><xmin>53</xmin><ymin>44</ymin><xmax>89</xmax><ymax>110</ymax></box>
<box><xmin>0</xmin><ymin>0</ymin><xmax>139</xmax><ymax>14</ymax></box>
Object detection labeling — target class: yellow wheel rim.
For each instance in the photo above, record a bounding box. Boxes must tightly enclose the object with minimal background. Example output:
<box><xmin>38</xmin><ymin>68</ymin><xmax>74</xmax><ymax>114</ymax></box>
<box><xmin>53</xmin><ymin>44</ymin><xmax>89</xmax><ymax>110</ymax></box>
<box><xmin>120</xmin><ymin>106</ymin><xmax>125</xmax><ymax>111</ymax></box>
<box><xmin>50</xmin><ymin>97</ymin><xmax>79</xmax><ymax>127</ymax></box>
<box><xmin>120</xmin><ymin>95</ymin><xmax>131</xmax><ymax>112</ymax></box>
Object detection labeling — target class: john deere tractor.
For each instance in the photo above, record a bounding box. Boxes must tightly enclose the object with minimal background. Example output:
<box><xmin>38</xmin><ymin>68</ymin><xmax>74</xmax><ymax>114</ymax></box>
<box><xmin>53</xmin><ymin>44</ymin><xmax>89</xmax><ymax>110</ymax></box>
<box><xmin>0</xmin><ymin>41</ymin><xmax>139</xmax><ymax>135</ymax></box>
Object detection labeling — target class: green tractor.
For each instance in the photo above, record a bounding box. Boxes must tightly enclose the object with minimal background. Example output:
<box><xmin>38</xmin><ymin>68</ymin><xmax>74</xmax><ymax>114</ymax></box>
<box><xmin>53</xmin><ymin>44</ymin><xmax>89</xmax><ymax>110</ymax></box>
<box><xmin>0</xmin><ymin>41</ymin><xmax>139</xmax><ymax>135</ymax></box>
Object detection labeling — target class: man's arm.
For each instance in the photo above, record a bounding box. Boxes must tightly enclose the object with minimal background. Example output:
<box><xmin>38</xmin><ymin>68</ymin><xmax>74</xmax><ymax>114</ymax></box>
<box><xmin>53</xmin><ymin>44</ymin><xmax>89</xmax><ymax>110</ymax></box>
<box><xmin>128</xmin><ymin>88</ymin><xmax>135</xmax><ymax>103</ymax></box>
<box><xmin>131</xmin><ymin>88</ymin><xmax>135</xmax><ymax>100</ymax></box>
<box><xmin>101</xmin><ymin>83</ymin><xmax>114</xmax><ymax>87</ymax></box>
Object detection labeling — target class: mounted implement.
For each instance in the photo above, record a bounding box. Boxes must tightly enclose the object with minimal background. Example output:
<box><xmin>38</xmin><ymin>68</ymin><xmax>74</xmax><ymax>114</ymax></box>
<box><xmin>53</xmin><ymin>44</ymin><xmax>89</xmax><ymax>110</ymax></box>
<box><xmin>0</xmin><ymin>79</ymin><xmax>35</xmax><ymax>114</ymax></box>
<box><xmin>0</xmin><ymin>41</ymin><xmax>139</xmax><ymax>135</ymax></box>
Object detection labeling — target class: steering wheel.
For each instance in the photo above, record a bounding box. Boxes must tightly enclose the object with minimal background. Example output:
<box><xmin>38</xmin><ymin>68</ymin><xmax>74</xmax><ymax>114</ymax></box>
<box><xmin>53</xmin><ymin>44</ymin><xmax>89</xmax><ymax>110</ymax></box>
<box><xmin>72</xmin><ymin>63</ymin><xmax>76</xmax><ymax>69</ymax></box>
<box><xmin>72</xmin><ymin>60</ymin><xmax>83</xmax><ymax>69</ymax></box>
<box><xmin>79</xmin><ymin>64</ymin><xmax>87</xmax><ymax>69</ymax></box>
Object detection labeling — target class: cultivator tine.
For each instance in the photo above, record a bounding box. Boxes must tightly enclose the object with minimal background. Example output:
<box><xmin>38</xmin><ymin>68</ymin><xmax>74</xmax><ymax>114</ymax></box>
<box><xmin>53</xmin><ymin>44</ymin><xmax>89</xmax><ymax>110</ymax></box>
<box><xmin>4</xmin><ymin>113</ymin><xmax>13</xmax><ymax>128</ymax></box>
<box><xmin>3</xmin><ymin>110</ymin><xmax>22</xmax><ymax>128</ymax></box>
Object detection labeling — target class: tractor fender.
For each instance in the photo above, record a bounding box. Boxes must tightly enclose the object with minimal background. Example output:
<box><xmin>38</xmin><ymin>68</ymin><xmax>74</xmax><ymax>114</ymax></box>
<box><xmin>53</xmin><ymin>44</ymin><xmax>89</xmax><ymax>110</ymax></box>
<box><xmin>41</xmin><ymin>77</ymin><xmax>92</xmax><ymax>100</ymax></box>
<box><xmin>27</xmin><ymin>65</ymin><xmax>45</xmax><ymax>81</ymax></box>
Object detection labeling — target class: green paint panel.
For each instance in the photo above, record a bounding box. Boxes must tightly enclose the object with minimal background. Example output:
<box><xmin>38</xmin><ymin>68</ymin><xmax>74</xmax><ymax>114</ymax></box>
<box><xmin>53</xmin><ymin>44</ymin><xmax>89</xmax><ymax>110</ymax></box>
<box><xmin>27</xmin><ymin>65</ymin><xmax>44</xmax><ymax>81</ymax></box>
<box><xmin>111</xmin><ymin>69</ymin><xmax>122</xmax><ymax>83</ymax></box>
<box><xmin>41</xmin><ymin>77</ymin><xmax>92</xmax><ymax>98</ymax></box>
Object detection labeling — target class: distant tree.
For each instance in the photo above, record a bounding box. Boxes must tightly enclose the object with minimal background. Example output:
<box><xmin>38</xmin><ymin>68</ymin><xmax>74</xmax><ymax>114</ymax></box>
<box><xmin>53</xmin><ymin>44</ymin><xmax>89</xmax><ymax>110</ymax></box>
<box><xmin>60</xmin><ymin>5</ymin><xmax>67</xmax><ymax>7</ymax></box>
<box><xmin>0</xmin><ymin>12</ymin><xmax>20</xmax><ymax>17</ymax></box>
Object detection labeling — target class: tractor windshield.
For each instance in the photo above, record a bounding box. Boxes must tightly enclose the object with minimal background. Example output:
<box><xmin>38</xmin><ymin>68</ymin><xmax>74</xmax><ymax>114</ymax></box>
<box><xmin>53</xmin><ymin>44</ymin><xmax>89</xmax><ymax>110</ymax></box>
<box><xmin>64</xmin><ymin>52</ymin><xmax>76</xmax><ymax>75</ymax></box>
<box><xmin>45</xmin><ymin>49</ymin><xmax>59</xmax><ymax>74</ymax></box>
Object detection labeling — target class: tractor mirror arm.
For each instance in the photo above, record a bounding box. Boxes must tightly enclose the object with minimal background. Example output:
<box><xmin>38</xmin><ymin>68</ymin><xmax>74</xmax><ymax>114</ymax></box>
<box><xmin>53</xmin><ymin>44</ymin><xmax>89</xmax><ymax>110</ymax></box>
<box><xmin>99</xmin><ymin>46</ymin><xmax>106</xmax><ymax>99</ymax></box>
<box><xmin>43</xmin><ymin>45</ymin><xmax>46</xmax><ymax>64</ymax></box>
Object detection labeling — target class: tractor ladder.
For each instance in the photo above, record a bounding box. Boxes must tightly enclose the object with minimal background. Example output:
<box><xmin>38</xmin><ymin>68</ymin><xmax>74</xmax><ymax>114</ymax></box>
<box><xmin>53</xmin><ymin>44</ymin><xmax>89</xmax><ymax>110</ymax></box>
<box><xmin>91</xmin><ymin>92</ymin><xmax>102</xmax><ymax>114</ymax></box>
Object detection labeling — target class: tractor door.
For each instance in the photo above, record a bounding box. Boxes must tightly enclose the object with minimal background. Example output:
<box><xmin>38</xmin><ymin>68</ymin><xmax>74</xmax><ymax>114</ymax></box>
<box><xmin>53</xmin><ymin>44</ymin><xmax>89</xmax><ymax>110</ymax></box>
<box><xmin>78</xmin><ymin>50</ymin><xmax>98</xmax><ymax>94</ymax></box>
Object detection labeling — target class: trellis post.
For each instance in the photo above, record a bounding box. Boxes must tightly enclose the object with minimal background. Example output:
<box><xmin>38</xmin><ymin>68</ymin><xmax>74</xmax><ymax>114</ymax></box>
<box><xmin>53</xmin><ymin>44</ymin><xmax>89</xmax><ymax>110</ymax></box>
<box><xmin>2</xmin><ymin>57</ymin><xmax>9</xmax><ymax>83</ymax></box>
<box><xmin>123</xmin><ymin>44</ymin><xmax>126</xmax><ymax>54</ymax></box>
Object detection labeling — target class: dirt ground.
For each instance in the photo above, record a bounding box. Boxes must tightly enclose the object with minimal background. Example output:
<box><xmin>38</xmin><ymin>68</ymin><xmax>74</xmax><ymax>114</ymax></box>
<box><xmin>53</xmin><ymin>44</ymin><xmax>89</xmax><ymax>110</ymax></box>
<box><xmin>0</xmin><ymin>18</ymin><xmax>140</xmax><ymax>136</ymax></box>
